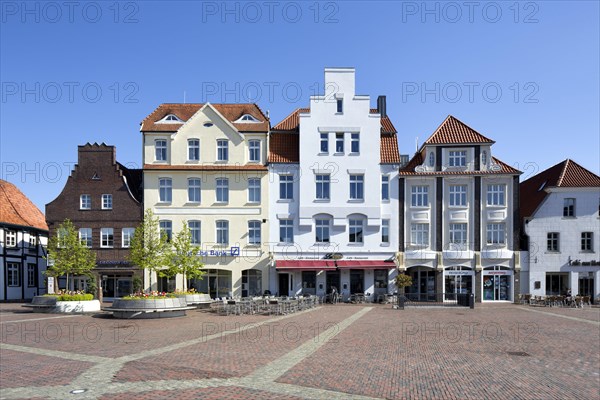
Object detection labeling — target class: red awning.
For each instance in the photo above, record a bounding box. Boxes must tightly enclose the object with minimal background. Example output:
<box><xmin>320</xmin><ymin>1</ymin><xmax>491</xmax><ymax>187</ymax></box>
<box><xmin>276</xmin><ymin>260</ymin><xmax>336</xmax><ymax>270</ymax></box>
<box><xmin>335</xmin><ymin>260</ymin><xmax>396</xmax><ymax>270</ymax></box>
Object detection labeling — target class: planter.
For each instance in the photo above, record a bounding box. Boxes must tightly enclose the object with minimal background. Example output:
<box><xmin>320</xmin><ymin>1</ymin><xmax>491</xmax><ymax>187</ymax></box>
<box><xmin>105</xmin><ymin>297</ymin><xmax>193</xmax><ymax>319</ymax></box>
<box><xmin>175</xmin><ymin>293</ymin><xmax>212</xmax><ymax>309</ymax></box>
<box><xmin>25</xmin><ymin>296</ymin><xmax>101</xmax><ymax>313</ymax></box>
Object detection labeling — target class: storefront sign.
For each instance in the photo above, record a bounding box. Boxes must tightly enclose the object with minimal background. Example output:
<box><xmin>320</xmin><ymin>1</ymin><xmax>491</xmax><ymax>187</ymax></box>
<box><xmin>445</xmin><ymin>271</ymin><xmax>473</xmax><ymax>276</ymax></box>
<box><xmin>197</xmin><ymin>247</ymin><xmax>240</xmax><ymax>257</ymax></box>
<box><xmin>485</xmin><ymin>271</ymin><xmax>511</xmax><ymax>275</ymax></box>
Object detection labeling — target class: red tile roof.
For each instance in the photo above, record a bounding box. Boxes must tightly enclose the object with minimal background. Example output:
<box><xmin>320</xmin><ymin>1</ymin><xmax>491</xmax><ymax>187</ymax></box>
<box><xmin>380</xmin><ymin>134</ymin><xmax>401</xmax><ymax>164</ymax></box>
<box><xmin>0</xmin><ymin>180</ymin><xmax>48</xmax><ymax>231</ymax></box>
<box><xmin>424</xmin><ymin>115</ymin><xmax>495</xmax><ymax>145</ymax></box>
<box><xmin>270</xmin><ymin>108</ymin><xmax>400</xmax><ymax>164</ymax></box>
<box><xmin>268</xmin><ymin>133</ymin><xmax>299</xmax><ymax>163</ymax></box>
<box><xmin>141</xmin><ymin>103</ymin><xmax>269</xmax><ymax>133</ymax></box>
<box><xmin>143</xmin><ymin>164</ymin><xmax>267</xmax><ymax>171</ymax></box>
<box><xmin>520</xmin><ymin>159</ymin><xmax>600</xmax><ymax>218</ymax></box>
<box><xmin>273</xmin><ymin>108</ymin><xmax>397</xmax><ymax>134</ymax></box>
<box><xmin>271</xmin><ymin>108</ymin><xmax>310</xmax><ymax>132</ymax></box>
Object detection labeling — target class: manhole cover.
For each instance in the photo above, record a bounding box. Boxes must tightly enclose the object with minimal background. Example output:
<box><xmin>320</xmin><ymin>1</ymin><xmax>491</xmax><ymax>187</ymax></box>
<box><xmin>507</xmin><ymin>351</ymin><xmax>530</xmax><ymax>357</ymax></box>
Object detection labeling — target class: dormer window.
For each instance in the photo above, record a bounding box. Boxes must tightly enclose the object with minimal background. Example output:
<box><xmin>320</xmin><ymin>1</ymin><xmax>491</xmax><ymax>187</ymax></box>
<box><xmin>157</xmin><ymin>114</ymin><xmax>183</xmax><ymax>124</ymax></box>
<box><xmin>428</xmin><ymin>152</ymin><xmax>435</xmax><ymax>167</ymax></box>
<box><xmin>481</xmin><ymin>150</ymin><xmax>488</xmax><ymax>165</ymax></box>
<box><xmin>448</xmin><ymin>150</ymin><xmax>466</xmax><ymax>167</ymax></box>
<box><xmin>235</xmin><ymin>114</ymin><xmax>261</xmax><ymax>123</ymax></box>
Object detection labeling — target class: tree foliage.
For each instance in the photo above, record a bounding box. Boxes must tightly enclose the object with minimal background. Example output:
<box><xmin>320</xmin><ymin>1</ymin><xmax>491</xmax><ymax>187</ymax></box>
<box><xmin>163</xmin><ymin>221</ymin><xmax>205</xmax><ymax>291</ymax></box>
<box><xmin>395</xmin><ymin>273</ymin><xmax>413</xmax><ymax>294</ymax></box>
<box><xmin>128</xmin><ymin>209</ymin><xmax>168</xmax><ymax>290</ymax></box>
<box><xmin>45</xmin><ymin>219</ymin><xmax>96</xmax><ymax>292</ymax></box>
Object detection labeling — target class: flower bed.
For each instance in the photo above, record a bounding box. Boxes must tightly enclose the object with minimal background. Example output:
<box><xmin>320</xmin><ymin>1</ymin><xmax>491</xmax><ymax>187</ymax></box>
<box><xmin>103</xmin><ymin>293</ymin><xmax>194</xmax><ymax>319</ymax></box>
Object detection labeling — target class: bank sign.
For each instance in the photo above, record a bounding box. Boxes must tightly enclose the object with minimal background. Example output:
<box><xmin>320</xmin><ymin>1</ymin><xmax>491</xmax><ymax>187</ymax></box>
<box><xmin>197</xmin><ymin>247</ymin><xmax>240</xmax><ymax>257</ymax></box>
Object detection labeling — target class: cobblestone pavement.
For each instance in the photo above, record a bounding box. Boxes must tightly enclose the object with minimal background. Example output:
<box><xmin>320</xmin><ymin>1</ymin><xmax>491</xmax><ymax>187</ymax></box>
<box><xmin>1</xmin><ymin>303</ymin><xmax>598</xmax><ymax>400</ymax></box>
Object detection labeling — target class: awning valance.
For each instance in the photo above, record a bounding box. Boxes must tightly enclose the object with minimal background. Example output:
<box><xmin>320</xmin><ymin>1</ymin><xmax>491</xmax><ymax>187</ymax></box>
<box><xmin>336</xmin><ymin>260</ymin><xmax>396</xmax><ymax>270</ymax></box>
<box><xmin>276</xmin><ymin>260</ymin><xmax>336</xmax><ymax>271</ymax></box>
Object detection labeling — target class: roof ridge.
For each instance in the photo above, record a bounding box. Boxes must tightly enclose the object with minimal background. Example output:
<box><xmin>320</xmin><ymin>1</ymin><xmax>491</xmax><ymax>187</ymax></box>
<box><xmin>556</xmin><ymin>159</ymin><xmax>570</xmax><ymax>187</ymax></box>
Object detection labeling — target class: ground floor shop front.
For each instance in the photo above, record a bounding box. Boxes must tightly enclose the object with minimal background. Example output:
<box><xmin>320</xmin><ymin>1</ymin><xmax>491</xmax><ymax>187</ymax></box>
<box><xmin>523</xmin><ymin>265</ymin><xmax>600</xmax><ymax>302</ymax></box>
<box><xmin>403</xmin><ymin>265</ymin><xmax>518</xmax><ymax>303</ymax></box>
<box><xmin>271</xmin><ymin>260</ymin><xmax>398</xmax><ymax>302</ymax></box>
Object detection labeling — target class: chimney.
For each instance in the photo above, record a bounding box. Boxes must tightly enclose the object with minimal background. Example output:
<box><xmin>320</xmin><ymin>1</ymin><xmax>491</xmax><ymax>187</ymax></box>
<box><xmin>377</xmin><ymin>95</ymin><xmax>387</xmax><ymax>117</ymax></box>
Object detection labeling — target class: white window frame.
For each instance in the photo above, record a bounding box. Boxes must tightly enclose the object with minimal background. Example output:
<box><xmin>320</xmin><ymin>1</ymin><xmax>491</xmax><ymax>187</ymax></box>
<box><xmin>217</xmin><ymin>139</ymin><xmax>229</xmax><ymax>161</ymax></box>
<box><xmin>381</xmin><ymin>219</ymin><xmax>390</xmax><ymax>244</ymax></box>
<box><xmin>335</xmin><ymin>132</ymin><xmax>344</xmax><ymax>153</ymax></box>
<box><xmin>449</xmin><ymin>185</ymin><xmax>467</xmax><ymax>207</ymax></box>
<box><xmin>486</xmin><ymin>223</ymin><xmax>506</xmax><ymax>245</ymax></box>
<box><xmin>279</xmin><ymin>175</ymin><xmax>293</xmax><ymax>200</ymax></box>
<box><xmin>159</xmin><ymin>220</ymin><xmax>172</xmax><ymax>242</ymax></box>
<box><xmin>248</xmin><ymin>220</ymin><xmax>261</xmax><ymax>245</ymax></box>
<box><xmin>189</xmin><ymin>221</ymin><xmax>201</xmax><ymax>245</ymax></box>
<box><xmin>122</xmin><ymin>228</ymin><xmax>135</xmax><ymax>248</ymax></box>
<box><xmin>315</xmin><ymin>174</ymin><xmax>330</xmax><ymax>200</ymax></box>
<box><xmin>79</xmin><ymin>228</ymin><xmax>92</xmax><ymax>248</ymax></box>
<box><xmin>411</xmin><ymin>185</ymin><xmax>428</xmax><ymax>207</ymax></box>
<box><xmin>320</xmin><ymin>133</ymin><xmax>328</xmax><ymax>153</ymax></box>
<box><xmin>248</xmin><ymin>140</ymin><xmax>261</xmax><ymax>163</ymax></box>
<box><xmin>349</xmin><ymin>219</ymin><xmax>364</xmax><ymax>244</ymax></box>
<box><xmin>449</xmin><ymin>223</ymin><xmax>467</xmax><ymax>244</ymax></box>
<box><xmin>216</xmin><ymin>178</ymin><xmax>229</xmax><ymax>203</ymax></box>
<box><xmin>188</xmin><ymin>178</ymin><xmax>201</xmax><ymax>203</ymax></box>
<box><xmin>381</xmin><ymin>175</ymin><xmax>390</xmax><ymax>201</ymax></box>
<box><xmin>349</xmin><ymin>175</ymin><xmax>364</xmax><ymax>200</ymax></box>
<box><xmin>7</xmin><ymin>262</ymin><xmax>19</xmax><ymax>286</ymax></box>
<box><xmin>216</xmin><ymin>220</ymin><xmax>229</xmax><ymax>245</ymax></box>
<box><xmin>487</xmin><ymin>184</ymin><xmax>505</xmax><ymax>206</ymax></box>
<box><xmin>350</xmin><ymin>133</ymin><xmax>360</xmax><ymax>154</ymax></box>
<box><xmin>6</xmin><ymin>230</ymin><xmax>17</xmax><ymax>247</ymax></box>
<box><xmin>100</xmin><ymin>228</ymin><xmax>114</xmax><ymax>248</ymax></box>
<box><xmin>155</xmin><ymin>139</ymin><xmax>167</xmax><ymax>162</ymax></box>
<box><xmin>410</xmin><ymin>223</ymin><xmax>429</xmax><ymax>247</ymax></box>
<box><xmin>448</xmin><ymin>150</ymin><xmax>466</xmax><ymax>167</ymax></box>
<box><xmin>188</xmin><ymin>139</ymin><xmax>200</xmax><ymax>161</ymax></box>
<box><xmin>102</xmin><ymin>194</ymin><xmax>113</xmax><ymax>210</ymax></box>
<box><xmin>80</xmin><ymin>194</ymin><xmax>91</xmax><ymax>210</ymax></box>
<box><xmin>279</xmin><ymin>219</ymin><xmax>294</xmax><ymax>244</ymax></box>
<box><xmin>248</xmin><ymin>178</ymin><xmax>261</xmax><ymax>203</ymax></box>
<box><xmin>315</xmin><ymin>219</ymin><xmax>331</xmax><ymax>243</ymax></box>
<box><xmin>159</xmin><ymin>178</ymin><xmax>172</xmax><ymax>203</ymax></box>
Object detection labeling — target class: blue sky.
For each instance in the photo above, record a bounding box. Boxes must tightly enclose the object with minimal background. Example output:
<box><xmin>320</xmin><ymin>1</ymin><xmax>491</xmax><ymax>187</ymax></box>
<box><xmin>1</xmin><ymin>0</ymin><xmax>598</xmax><ymax>210</ymax></box>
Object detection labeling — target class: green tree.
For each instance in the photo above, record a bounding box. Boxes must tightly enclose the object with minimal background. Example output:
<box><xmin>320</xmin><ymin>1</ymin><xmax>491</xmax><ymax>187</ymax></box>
<box><xmin>128</xmin><ymin>209</ymin><xmax>168</xmax><ymax>291</ymax></box>
<box><xmin>167</xmin><ymin>221</ymin><xmax>205</xmax><ymax>291</ymax></box>
<box><xmin>46</xmin><ymin>219</ymin><xmax>96</xmax><ymax>293</ymax></box>
<box><xmin>395</xmin><ymin>273</ymin><xmax>413</xmax><ymax>295</ymax></box>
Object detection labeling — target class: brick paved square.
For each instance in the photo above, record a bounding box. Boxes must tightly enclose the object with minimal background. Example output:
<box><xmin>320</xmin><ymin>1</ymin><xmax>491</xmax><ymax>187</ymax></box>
<box><xmin>1</xmin><ymin>303</ymin><xmax>598</xmax><ymax>400</ymax></box>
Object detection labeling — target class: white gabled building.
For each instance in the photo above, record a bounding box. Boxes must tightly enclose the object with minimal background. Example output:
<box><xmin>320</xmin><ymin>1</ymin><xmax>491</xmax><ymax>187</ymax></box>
<box><xmin>520</xmin><ymin>159</ymin><xmax>600</xmax><ymax>300</ymax></box>
<box><xmin>398</xmin><ymin>117</ymin><xmax>522</xmax><ymax>302</ymax></box>
<box><xmin>268</xmin><ymin>68</ymin><xmax>401</xmax><ymax>302</ymax></box>
<box><xmin>141</xmin><ymin>103</ymin><xmax>270</xmax><ymax>298</ymax></box>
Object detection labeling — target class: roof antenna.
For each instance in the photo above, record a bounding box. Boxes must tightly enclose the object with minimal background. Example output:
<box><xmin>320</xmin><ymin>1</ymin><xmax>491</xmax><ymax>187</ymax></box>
<box><xmin>415</xmin><ymin>136</ymin><xmax>419</xmax><ymax>153</ymax></box>
<box><xmin>183</xmin><ymin>91</ymin><xmax>186</xmax><ymax>104</ymax></box>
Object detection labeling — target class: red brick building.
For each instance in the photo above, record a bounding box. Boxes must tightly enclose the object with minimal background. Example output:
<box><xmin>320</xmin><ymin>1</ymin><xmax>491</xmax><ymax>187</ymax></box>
<box><xmin>46</xmin><ymin>143</ymin><xmax>143</xmax><ymax>298</ymax></box>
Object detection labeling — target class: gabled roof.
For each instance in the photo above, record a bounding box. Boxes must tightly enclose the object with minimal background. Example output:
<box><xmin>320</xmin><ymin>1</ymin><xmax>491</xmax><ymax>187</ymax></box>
<box><xmin>399</xmin><ymin>153</ymin><xmax>520</xmax><ymax>176</ymax></box>
<box><xmin>0</xmin><ymin>180</ymin><xmax>48</xmax><ymax>231</ymax></box>
<box><xmin>424</xmin><ymin>115</ymin><xmax>495</xmax><ymax>145</ymax></box>
<box><xmin>520</xmin><ymin>159</ymin><xmax>600</xmax><ymax>219</ymax></box>
<box><xmin>272</xmin><ymin>108</ymin><xmax>397</xmax><ymax>134</ymax></box>
<box><xmin>269</xmin><ymin>107</ymin><xmax>400</xmax><ymax>164</ymax></box>
<box><xmin>141</xmin><ymin>103</ymin><xmax>269</xmax><ymax>133</ymax></box>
